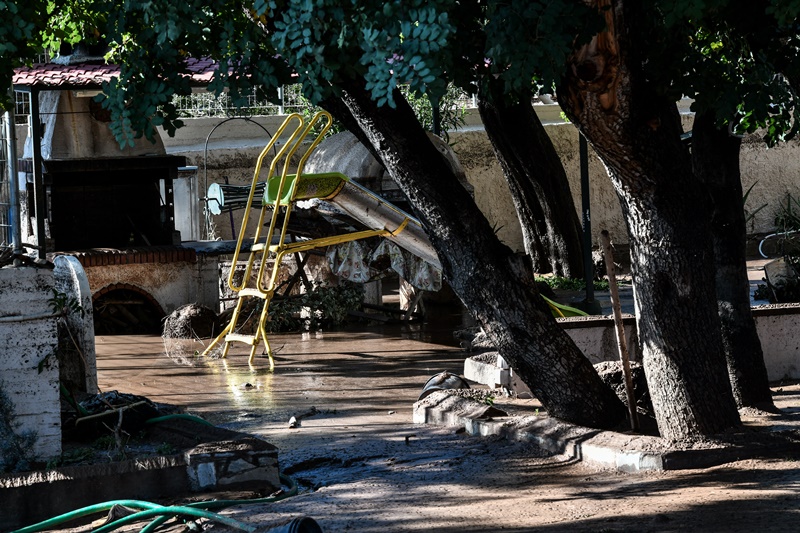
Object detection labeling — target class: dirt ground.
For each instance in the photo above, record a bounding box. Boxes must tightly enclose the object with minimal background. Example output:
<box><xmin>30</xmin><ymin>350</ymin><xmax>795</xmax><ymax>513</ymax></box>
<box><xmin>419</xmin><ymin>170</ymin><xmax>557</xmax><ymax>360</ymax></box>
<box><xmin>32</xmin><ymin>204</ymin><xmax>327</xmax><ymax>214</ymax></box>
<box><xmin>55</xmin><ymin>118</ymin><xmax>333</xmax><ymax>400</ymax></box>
<box><xmin>58</xmin><ymin>320</ymin><xmax>800</xmax><ymax>533</ymax></box>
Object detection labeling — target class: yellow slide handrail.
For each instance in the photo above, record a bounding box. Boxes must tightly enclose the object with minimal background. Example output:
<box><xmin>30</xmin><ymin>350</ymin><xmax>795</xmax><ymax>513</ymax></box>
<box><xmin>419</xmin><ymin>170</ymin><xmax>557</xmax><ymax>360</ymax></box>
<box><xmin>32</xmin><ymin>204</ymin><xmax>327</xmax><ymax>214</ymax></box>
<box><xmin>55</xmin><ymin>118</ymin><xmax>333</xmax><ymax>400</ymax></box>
<box><xmin>226</xmin><ymin>113</ymin><xmax>306</xmax><ymax>292</ymax></box>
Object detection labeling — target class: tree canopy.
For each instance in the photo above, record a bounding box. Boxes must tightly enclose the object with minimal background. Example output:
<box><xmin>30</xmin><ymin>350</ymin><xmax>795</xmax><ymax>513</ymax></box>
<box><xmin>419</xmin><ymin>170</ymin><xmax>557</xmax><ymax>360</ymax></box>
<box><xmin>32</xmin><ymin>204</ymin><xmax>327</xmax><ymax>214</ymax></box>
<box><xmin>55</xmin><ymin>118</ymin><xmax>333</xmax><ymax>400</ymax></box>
<box><xmin>6</xmin><ymin>0</ymin><xmax>797</xmax><ymax>147</ymax></box>
<box><xmin>639</xmin><ymin>0</ymin><xmax>800</xmax><ymax>144</ymax></box>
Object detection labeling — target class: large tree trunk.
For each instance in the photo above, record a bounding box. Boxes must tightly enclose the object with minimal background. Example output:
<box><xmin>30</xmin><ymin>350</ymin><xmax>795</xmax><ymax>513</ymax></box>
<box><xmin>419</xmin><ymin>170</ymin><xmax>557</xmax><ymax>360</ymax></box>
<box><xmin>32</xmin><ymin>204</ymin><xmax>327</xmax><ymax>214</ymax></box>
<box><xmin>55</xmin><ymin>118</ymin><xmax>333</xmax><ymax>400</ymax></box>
<box><xmin>692</xmin><ymin>110</ymin><xmax>775</xmax><ymax>409</ymax></box>
<box><xmin>478</xmin><ymin>79</ymin><xmax>585</xmax><ymax>277</ymax></box>
<box><xmin>558</xmin><ymin>1</ymin><xmax>741</xmax><ymax>440</ymax></box>
<box><xmin>333</xmin><ymin>78</ymin><xmax>626</xmax><ymax>429</ymax></box>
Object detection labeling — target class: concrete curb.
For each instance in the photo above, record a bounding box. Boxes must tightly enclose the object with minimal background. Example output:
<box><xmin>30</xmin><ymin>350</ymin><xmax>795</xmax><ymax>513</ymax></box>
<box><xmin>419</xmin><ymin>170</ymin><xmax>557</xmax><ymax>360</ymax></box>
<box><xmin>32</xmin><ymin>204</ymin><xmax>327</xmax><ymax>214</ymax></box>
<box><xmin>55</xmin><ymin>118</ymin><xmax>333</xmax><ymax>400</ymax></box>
<box><xmin>413</xmin><ymin>391</ymin><xmax>788</xmax><ymax>472</ymax></box>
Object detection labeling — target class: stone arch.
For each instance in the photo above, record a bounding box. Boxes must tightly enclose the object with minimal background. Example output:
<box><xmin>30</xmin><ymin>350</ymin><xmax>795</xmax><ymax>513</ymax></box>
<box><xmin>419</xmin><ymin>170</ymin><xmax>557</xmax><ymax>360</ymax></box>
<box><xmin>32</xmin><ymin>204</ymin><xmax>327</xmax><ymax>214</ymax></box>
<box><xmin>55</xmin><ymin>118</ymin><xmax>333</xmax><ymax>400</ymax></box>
<box><xmin>92</xmin><ymin>283</ymin><xmax>166</xmax><ymax>335</ymax></box>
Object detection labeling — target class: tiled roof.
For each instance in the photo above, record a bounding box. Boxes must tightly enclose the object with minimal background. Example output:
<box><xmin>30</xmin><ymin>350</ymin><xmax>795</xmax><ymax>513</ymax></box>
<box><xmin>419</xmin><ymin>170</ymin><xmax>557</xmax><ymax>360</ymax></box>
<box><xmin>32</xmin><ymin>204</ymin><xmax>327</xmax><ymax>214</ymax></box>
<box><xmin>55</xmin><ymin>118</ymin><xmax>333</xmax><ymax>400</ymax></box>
<box><xmin>13</xmin><ymin>57</ymin><xmax>218</xmax><ymax>89</ymax></box>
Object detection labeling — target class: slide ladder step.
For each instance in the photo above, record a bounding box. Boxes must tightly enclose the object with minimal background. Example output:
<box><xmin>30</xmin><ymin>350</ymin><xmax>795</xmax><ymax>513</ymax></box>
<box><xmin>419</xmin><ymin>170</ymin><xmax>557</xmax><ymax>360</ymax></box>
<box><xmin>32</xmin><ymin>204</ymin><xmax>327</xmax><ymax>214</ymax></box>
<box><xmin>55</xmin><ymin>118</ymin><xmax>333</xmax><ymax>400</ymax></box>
<box><xmin>226</xmin><ymin>333</ymin><xmax>259</xmax><ymax>345</ymax></box>
<box><xmin>239</xmin><ymin>288</ymin><xmax>268</xmax><ymax>298</ymax></box>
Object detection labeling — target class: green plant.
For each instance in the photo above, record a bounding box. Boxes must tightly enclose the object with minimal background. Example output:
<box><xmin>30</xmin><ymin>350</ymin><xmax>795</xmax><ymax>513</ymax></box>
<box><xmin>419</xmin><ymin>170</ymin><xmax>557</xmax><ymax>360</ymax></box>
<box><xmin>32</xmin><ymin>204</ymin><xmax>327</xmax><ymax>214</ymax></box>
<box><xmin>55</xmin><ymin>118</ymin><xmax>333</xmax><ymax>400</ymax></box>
<box><xmin>49</xmin><ymin>446</ymin><xmax>96</xmax><ymax>468</ymax></box>
<box><xmin>401</xmin><ymin>83</ymin><xmax>468</xmax><ymax>142</ymax></box>
<box><xmin>759</xmin><ymin>277</ymin><xmax>800</xmax><ymax>304</ymax></box>
<box><xmin>754</xmin><ymin>252</ymin><xmax>800</xmax><ymax>303</ymax></box>
<box><xmin>263</xmin><ymin>298</ymin><xmax>303</xmax><ymax>333</ymax></box>
<box><xmin>47</xmin><ymin>288</ymin><xmax>83</xmax><ymax>318</ymax></box>
<box><xmin>297</xmin><ymin>94</ymin><xmax>345</xmax><ymax>139</ymax></box>
<box><xmin>774</xmin><ymin>193</ymin><xmax>800</xmax><ymax>233</ymax></box>
<box><xmin>266</xmin><ymin>281</ymin><xmax>365</xmax><ymax>333</ymax></box>
<box><xmin>743</xmin><ymin>181</ymin><xmax>768</xmax><ymax>230</ymax></box>
<box><xmin>753</xmin><ymin>282</ymin><xmax>772</xmax><ymax>301</ymax></box>
<box><xmin>156</xmin><ymin>442</ymin><xmax>177</xmax><ymax>455</ymax></box>
<box><xmin>91</xmin><ymin>435</ymin><xmax>117</xmax><ymax>450</ymax></box>
<box><xmin>491</xmin><ymin>222</ymin><xmax>505</xmax><ymax>236</ymax></box>
<box><xmin>0</xmin><ymin>381</ymin><xmax>39</xmax><ymax>473</ymax></box>
<box><xmin>761</xmin><ymin>193</ymin><xmax>800</xmax><ymax>260</ymax></box>
<box><xmin>40</xmin><ymin>289</ymin><xmax>91</xmax><ymax>392</ymax></box>
<box><xmin>304</xmin><ymin>281</ymin><xmax>365</xmax><ymax>327</ymax></box>
<box><xmin>36</xmin><ymin>348</ymin><xmax>57</xmax><ymax>374</ymax></box>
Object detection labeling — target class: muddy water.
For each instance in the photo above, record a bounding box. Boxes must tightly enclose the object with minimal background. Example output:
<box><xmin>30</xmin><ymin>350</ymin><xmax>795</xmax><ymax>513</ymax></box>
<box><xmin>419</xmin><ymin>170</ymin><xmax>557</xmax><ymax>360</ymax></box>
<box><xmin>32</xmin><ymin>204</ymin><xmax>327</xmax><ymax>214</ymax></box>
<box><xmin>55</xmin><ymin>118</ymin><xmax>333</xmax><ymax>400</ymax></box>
<box><xmin>95</xmin><ymin>312</ymin><xmax>470</xmax><ymax>446</ymax></box>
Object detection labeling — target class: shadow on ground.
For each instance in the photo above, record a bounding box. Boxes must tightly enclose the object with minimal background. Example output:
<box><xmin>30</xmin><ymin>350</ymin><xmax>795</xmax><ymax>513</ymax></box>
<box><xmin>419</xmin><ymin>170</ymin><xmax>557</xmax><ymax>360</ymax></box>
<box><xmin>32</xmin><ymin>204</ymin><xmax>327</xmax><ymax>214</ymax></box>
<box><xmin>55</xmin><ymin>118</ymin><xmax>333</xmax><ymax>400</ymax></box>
<box><xmin>90</xmin><ymin>326</ymin><xmax>800</xmax><ymax>532</ymax></box>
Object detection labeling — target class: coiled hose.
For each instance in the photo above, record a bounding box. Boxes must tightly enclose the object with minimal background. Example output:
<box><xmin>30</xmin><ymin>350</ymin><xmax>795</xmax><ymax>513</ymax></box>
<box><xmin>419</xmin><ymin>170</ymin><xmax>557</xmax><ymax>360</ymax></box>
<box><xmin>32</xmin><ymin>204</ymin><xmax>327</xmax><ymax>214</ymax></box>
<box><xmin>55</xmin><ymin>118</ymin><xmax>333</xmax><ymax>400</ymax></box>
<box><xmin>11</xmin><ymin>472</ymin><xmax>298</xmax><ymax>533</ymax></box>
<box><xmin>139</xmin><ymin>474</ymin><xmax>298</xmax><ymax>533</ymax></box>
<box><xmin>13</xmin><ymin>415</ymin><xmax>301</xmax><ymax>533</ymax></box>
<box><xmin>12</xmin><ymin>501</ymin><xmax>165</xmax><ymax>533</ymax></box>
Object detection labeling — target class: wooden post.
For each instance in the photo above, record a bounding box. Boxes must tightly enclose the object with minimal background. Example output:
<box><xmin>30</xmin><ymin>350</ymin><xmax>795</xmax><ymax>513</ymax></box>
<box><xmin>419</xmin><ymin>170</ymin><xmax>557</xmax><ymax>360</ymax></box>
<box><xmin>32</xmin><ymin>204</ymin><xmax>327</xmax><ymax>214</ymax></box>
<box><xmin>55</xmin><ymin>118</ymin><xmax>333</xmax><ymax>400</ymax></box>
<box><xmin>600</xmin><ymin>230</ymin><xmax>639</xmax><ymax>431</ymax></box>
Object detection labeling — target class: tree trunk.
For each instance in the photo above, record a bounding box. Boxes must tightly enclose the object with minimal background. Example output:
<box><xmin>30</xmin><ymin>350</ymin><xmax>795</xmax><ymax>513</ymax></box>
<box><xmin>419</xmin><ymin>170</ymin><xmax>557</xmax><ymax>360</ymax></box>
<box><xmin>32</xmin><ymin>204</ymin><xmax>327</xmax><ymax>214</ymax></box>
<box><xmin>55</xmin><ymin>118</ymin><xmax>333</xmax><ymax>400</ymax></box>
<box><xmin>334</xmin><ymin>78</ymin><xmax>626</xmax><ymax>429</ymax></box>
<box><xmin>478</xmin><ymin>79</ymin><xmax>585</xmax><ymax>277</ymax></box>
<box><xmin>558</xmin><ymin>0</ymin><xmax>740</xmax><ymax>440</ymax></box>
<box><xmin>692</xmin><ymin>110</ymin><xmax>775</xmax><ymax>409</ymax></box>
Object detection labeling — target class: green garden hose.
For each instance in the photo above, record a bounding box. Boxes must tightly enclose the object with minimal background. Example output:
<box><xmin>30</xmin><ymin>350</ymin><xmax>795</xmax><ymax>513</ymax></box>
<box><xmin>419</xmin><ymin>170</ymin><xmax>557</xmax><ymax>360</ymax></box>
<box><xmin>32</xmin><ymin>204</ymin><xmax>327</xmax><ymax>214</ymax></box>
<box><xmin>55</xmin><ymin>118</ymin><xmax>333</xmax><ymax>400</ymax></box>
<box><xmin>10</xmin><ymin>500</ymin><xmax>166</xmax><ymax>533</ymax></box>
<box><xmin>139</xmin><ymin>473</ymin><xmax>299</xmax><ymax>533</ymax></box>
<box><xmin>11</xmin><ymin>474</ymin><xmax>299</xmax><ymax>533</ymax></box>
<box><xmin>92</xmin><ymin>506</ymin><xmax>256</xmax><ymax>533</ymax></box>
<box><xmin>13</xmin><ymin>411</ymin><xmax>296</xmax><ymax>533</ymax></box>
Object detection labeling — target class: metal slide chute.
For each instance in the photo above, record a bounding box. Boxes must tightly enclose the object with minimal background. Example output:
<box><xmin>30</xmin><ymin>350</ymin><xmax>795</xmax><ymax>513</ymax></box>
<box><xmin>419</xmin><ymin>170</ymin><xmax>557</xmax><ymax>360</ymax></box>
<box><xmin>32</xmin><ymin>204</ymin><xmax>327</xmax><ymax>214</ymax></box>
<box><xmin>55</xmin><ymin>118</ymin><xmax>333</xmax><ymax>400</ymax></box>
<box><xmin>264</xmin><ymin>172</ymin><xmax>440</xmax><ymax>269</ymax></box>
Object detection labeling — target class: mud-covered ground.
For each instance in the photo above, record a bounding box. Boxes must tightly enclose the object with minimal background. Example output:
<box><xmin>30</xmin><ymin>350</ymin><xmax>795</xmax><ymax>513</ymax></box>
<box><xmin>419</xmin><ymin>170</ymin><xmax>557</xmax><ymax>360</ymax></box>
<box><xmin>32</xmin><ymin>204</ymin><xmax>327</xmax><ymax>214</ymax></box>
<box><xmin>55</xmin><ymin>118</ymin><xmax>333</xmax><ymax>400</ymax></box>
<box><xmin>55</xmin><ymin>328</ymin><xmax>800</xmax><ymax>532</ymax></box>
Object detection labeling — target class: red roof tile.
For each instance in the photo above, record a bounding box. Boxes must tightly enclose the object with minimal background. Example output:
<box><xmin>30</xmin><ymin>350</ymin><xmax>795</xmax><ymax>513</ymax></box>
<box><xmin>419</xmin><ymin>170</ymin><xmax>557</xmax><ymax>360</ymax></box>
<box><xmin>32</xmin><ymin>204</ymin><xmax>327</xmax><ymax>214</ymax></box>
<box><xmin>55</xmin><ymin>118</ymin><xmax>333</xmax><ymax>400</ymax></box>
<box><xmin>13</xmin><ymin>58</ymin><xmax>220</xmax><ymax>89</ymax></box>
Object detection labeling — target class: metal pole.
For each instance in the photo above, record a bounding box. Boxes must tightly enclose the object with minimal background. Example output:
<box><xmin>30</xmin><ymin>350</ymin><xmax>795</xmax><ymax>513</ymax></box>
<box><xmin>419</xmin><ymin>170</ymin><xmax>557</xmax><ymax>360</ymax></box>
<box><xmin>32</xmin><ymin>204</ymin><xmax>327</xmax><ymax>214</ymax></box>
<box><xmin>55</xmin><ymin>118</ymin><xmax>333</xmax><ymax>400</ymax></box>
<box><xmin>5</xmin><ymin>87</ymin><xmax>22</xmax><ymax>265</ymax></box>
<box><xmin>277</xmin><ymin>86</ymin><xmax>285</xmax><ymax>116</ymax></box>
<box><xmin>600</xmin><ymin>230</ymin><xmax>639</xmax><ymax>431</ymax></box>
<box><xmin>30</xmin><ymin>88</ymin><xmax>46</xmax><ymax>257</ymax></box>
<box><xmin>580</xmin><ymin>133</ymin><xmax>599</xmax><ymax>312</ymax></box>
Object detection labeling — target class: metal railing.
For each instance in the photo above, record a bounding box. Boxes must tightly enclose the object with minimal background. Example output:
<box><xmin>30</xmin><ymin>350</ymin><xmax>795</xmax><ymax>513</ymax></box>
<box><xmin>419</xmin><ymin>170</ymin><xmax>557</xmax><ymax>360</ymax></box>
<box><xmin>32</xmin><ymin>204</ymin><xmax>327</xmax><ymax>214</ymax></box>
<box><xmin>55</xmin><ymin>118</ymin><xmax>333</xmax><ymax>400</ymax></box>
<box><xmin>171</xmin><ymin>84</ymin><xmax>309</xmax><ymax>118</ymax></box>
<box><xmin>170</xmin><ymin>83</ymin><xmax>478</xmax><ymax>118</ymax></box>
<box><xmin>0</xmin><ymin>114</ymin><xmax>12</xmax><ymax>247</ymax></box>
<box><xmin>13</xmin><ymin>82</ymin><xmax>478</xmax><ymax>125</ymax></box>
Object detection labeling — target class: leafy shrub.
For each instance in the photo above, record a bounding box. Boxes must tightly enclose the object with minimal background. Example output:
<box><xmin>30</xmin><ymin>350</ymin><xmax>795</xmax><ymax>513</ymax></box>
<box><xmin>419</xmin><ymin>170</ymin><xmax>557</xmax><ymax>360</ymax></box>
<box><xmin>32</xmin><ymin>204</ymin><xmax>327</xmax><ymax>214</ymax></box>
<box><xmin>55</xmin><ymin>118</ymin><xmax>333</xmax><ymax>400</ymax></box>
<box><xmin>266</xmin><ymin>281</ymin><xmax>364</xmax><ymax>333</ymax></box>
<box><xmin>774</xmin><ymin>193</ymin><xmax>800</xmax><ymax>232</ymax></box>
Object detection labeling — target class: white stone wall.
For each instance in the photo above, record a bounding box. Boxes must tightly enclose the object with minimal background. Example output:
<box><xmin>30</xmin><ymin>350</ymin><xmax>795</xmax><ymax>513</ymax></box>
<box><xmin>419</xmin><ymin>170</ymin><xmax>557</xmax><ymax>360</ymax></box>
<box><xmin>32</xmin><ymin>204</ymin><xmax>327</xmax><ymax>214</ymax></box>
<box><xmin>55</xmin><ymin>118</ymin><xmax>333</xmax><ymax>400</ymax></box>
<box><xmin>740</xmin><ymin>136</ymin><xmax>800</xmax><ymax>236</ymax></box>
<box><xmin>753</xmin><ymin>310</ymin><xmax>800</xmax><ymax>380</ymax></box>
<box><xmin>450</xmin><ymin>125</ymin><xmax>628</xmax><ymax>254</ymax></box>
<box><xmin>0</xmin><ymin>267</ymin><xmax>61</xmax><ymax>462</ymax></box>
<box><xmin>562</xmin><ymin>308</ymin><xmax>800</xmax><ymax>381</ymax></box>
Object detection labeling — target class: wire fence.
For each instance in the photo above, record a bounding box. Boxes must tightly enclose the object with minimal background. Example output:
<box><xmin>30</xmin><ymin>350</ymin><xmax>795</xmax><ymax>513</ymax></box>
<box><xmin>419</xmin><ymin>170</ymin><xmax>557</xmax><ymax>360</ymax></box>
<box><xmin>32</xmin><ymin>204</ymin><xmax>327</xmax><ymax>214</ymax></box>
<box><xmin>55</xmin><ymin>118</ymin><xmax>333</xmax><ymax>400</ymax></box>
<box><xmin>14</xmin><ymin>82</ymin><xmax>477</xmax><ymax>124</ymax></box>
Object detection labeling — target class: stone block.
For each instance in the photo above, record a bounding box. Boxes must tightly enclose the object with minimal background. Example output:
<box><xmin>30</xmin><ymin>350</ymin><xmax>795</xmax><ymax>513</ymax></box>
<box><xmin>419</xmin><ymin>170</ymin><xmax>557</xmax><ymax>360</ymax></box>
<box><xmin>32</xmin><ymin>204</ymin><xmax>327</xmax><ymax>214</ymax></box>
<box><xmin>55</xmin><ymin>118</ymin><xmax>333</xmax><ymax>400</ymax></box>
<box><xmin>0</xmin><ymin>267</ymin><xmax>61</xmax><ymax>463</ymax></box>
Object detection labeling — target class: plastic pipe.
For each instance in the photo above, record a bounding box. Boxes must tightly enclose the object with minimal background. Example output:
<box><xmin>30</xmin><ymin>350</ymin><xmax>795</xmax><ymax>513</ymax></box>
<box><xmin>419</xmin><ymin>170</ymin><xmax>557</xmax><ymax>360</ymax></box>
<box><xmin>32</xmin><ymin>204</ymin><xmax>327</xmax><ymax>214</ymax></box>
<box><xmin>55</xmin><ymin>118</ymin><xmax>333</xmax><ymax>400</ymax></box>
<box><xmin>0</xmin><ymin>311</ymin><xmax>60</xmax><ymax>323</ymax></box>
